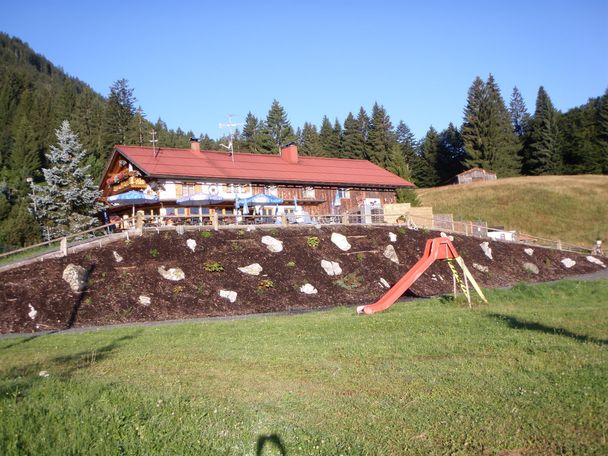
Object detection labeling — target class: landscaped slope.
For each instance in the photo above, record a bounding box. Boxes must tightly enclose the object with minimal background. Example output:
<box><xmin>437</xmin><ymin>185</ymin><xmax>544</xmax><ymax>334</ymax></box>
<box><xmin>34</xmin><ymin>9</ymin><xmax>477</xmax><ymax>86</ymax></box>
<box><xmin>1</xmin><ymin>225</ymin><xmax>605</xmax><ymax>334</ymax></box>
<box><xmin>418</xmin><ymin>175</ymin><xmax>608</xmax><ymax>246</ymax></box>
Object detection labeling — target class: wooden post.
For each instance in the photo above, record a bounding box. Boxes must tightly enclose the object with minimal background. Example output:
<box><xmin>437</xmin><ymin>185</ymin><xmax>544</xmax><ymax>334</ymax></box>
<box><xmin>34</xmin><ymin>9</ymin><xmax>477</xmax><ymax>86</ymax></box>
<box><xmin>212</xmin><ymin>213</ymin><xmax>219</xmax><ymax>231</ymax></box>
<box><xmin>342</xmin><ymin>213</ymin><xmax>349</xmax><ymax>225</ymax></box>
<box><xmin>281</xmin><ymin>213</ymin><xmax>287</xmax><ymax>226</ymax></box>
<box><xmin>60</xmin><ymin>237</ymin><xmax>68</xmax><ymax>257</ymax></box>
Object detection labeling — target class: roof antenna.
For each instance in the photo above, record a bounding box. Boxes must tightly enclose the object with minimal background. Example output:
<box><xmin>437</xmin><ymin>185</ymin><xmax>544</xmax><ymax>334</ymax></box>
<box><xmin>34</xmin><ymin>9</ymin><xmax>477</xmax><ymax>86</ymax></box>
<box><xmin>219</xmin><ymin>114</ymin><xmax>242</xmax><ymax>163</ymax></box>
<box><xmin>149</xmin><ymin>129</ymin><xmax>158</xmax><ymax>157</ymax></box>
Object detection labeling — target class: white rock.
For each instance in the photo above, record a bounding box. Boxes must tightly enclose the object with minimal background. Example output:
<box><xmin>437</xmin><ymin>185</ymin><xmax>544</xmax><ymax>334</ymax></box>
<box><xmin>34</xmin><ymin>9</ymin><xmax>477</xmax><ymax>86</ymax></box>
<box><xmin>299</xmin><ymin>283</ymin><xmax>318</xmax><ymax>295</ymax></box>
<box><xmin>480</xmin><ymin>242</ymin><xmax>493</xmax><ymax>260</ymax></box>
<box><xmin>383</xmin><ymin>245</ymin><xmax>399</xmax><ymax>264</ymax></box>
<box><xmin>219</xmin><ymin>290</ymin><xmax>237</xmax><ymax>303</ymax></box>
<box><xmin>38</xmin><ymin>371</ymin><xmax>49</xmax><ymax>378</ymax></box>
<box><xmin>561</xmin><ymin>258</ymin><xmax>576</xmax><ymax>268</ymax></box>
<box><xmin>62</xmin><ymin>264</ymin><xmax>88</xmax><ymax>293</ymax></box>
<box><xmin>524</xmin><ymin>248</ymin><xmax>534</xmax><ymax>256</ymax></box>
<box><xmin>113</xmin><ymin>251</ymin><xmax>124</xmax><ymax>263</ymax></box>
<box><xmin>523</xmin><ymin>262</ymin><xmax>539</xmax><ymax>274</ymax></box>
<box><xmin>246</xmin><ymin>226</ymin><xmax>256</xmax><ymax>232</ymax></box>
<box><xmin>28</xmin><ymin>304</ymin><xmax>37</xmax><ymax>320</ymax></box>
<box><xmin>586</xmin><ymin>256</ymin><xmax>606</xmax><ymax>268</ymax></box>
<box><xmin>440</xmin><ymin>232</ymin><xmax>454</xmax><ymax>241</ymax></box>
<box><xmin>138</xmin><ymin>295</ymin><xmax>151</xmax><ymax>306</ymax></box>
<box><xmin>321</xmin><ymin>259</ymin><xmax>342</xmax><ymax>276</ymax></box>
<box><xmin>186</xmin><ymin>239</ymin><xmax>197</xmax><ymax>252</ymax></box>
<box><xmin>431</xmin><ymin>274</ymin><xmax>437</xmax><ymax>281</ymax></box>
<box><xmin>473</xmin><ymin>263</ymin><xmax>489</xmax><ymax>273</ymax></box>
<box><xmin>261</xmin><ymin>235</ymin><xmax>283</xmax><ymax>252</ymax></box>
<box><xmin>238</xmin><ymin>263</ymin><xmax>263</xmax><ymax>275</ymax></box>
<box><xmin>331</xmin><ymin>232</ymin><xmax>351</xmax><ymax>251</ymax></box>
<box><xmin>388</xmin><ymin>232</ymin><xmax>397</xmax><ymax>242</ymax></box>
<box><xmin>379</xmin><ymin>278</ymin><xmax>390</xmax><ymax>288</ymax></box>
<box><xmin>157</xmin><ymin>266</ymin><xmax>185</xmax><ymax>281</ymax></box>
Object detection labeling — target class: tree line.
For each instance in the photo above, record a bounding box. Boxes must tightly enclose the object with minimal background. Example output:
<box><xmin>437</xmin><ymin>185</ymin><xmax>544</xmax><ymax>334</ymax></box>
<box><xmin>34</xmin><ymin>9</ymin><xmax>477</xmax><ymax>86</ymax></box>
<box><xmin>0</xmin><ymin>32</ymin><xmax>606</xmax><ymax>251</ymax></box>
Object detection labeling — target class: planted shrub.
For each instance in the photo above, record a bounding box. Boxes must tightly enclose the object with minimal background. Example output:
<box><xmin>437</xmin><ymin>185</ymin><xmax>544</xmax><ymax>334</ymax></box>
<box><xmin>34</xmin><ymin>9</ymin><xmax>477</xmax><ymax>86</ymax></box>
<box><xmin>200</xmin><ymin>231</ymin><xmax>213</xmax><ymax>239</ymax></box>
<box><xmin>307</xmin><ymin>236</ymin><xmax>320</xmax><ymax>249</ymax></box>
<box><xmin>355</xmin><ymin>253</ymin><xmax>365</xmax><ymax>262</ymax></box>
<box><xmin>258</xmin><ymin>279</ymin><xmax>274</xmax><ymax>289</ymax></box>
<box><xmin>149</xmin><ymin>248</ymin><xmax>159</xmax><ymax>258</ymax></box>
<box><xmin>203</xmin><ymin>261</ymin><xmax>224</xmax><ymax>272</ymax></box>
<box><xmin>286</xmin><ymin>260</ymin><xmax>296</xmax><ymax>268</ymax></box>
<box><xmin>335</xmin><ymin>273</ymin><xmax>362</xmax><ymax>290</ymax></box>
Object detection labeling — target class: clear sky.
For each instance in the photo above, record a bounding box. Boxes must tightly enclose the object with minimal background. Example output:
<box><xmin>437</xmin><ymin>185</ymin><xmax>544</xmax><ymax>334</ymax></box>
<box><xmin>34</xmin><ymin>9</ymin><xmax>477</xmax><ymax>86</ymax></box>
<box><xmin>2</xmin><ymin>0</ymin><xmax>607</xmax><ymax>140</ymax></box>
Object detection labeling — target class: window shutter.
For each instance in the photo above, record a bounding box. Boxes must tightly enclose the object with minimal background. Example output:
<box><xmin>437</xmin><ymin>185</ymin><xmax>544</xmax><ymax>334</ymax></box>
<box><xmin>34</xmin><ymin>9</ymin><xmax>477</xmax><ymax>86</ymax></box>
<box><xmin>175</xmin><ymin>183</ymin><xmax>183</xmax><ymax>198</ymax></box>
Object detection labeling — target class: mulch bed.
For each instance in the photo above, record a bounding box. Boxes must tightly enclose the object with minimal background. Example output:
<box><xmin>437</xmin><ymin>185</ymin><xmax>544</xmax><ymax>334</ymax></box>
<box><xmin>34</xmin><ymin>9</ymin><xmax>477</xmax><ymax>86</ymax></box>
<box><xmin>1</xmin><ymin>225</ymin><xmax>605</xmax><ymax>334</ymax></box>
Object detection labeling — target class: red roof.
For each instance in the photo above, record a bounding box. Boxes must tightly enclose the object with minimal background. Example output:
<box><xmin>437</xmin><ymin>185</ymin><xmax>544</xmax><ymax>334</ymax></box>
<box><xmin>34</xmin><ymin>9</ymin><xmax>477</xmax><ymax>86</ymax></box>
<box><xmin>112</xmin><ymin>145</ymin><xmax>414</xmax><ymax>188</ymax></box>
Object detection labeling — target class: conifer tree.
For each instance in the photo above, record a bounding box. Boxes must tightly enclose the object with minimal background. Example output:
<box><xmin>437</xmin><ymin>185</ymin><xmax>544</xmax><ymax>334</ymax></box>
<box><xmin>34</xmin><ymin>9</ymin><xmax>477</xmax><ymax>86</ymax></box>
<box><xmin>395</xmin><ymin>121</ymin><xmax>417</xmax><ymax>167</ymax></box>
<box><xmin>413</xmin><ymin>126</ymin><xmax>441</xmax><ymax>187</ymax></box>
<box><xmin>299</xmin><ymin>122</ymin><xmax>322</xmax><ymax>156</ymax></box>
<box><xmin>104</xmin><ymin>79</ymin><xmax>136</xmax><ymax>148</ymax></box>
<box><xmin>265</xmin><ymin>100</ymin><xmax>294</xmax><ymax>152</ymax></box>
<box><xmin>437</xmin><ymin>123</ymin><xmax>466</xmax><ymax>182</ymax></box>
<box><xmin>509</xmin><ymin>86</ymin><xmax>529</xmax><ymax>137</ymax></box>
<box><xmin>318</xmin><ymin>116</ymin><xmax>337</xmax><ymax>157</ymax></box>
<box><xmin>597</xmin><ymin>89</ymin><xmax>608</xmax><ymax>173</ymax></box>
<box><xmin>523</xmin><ymin>86</ymin><xmax>561</xmax><ymax>175</ymax></box>
<box><xmin>366</xmin><ymin>102</ymin><xmax>395</xmax><ymax>167</ymax></box>
<box><xmin>241</xmin><ymin>112</ymin><xmax>260</xmax><ymax>153</ymax></box>
<box><xmin>31</xmin><ymin>121</ymin><xmax>104</xmax><ymax>238</ymax></box>
<box><xmin>387</xmin><ymin>143</ymin><xmax>421</xmax><ymax>206</ymax></box>
<box><xmin>342</xmin><ymin>112</ymin><xmax>366</xmax><ymax>159</ymax></box>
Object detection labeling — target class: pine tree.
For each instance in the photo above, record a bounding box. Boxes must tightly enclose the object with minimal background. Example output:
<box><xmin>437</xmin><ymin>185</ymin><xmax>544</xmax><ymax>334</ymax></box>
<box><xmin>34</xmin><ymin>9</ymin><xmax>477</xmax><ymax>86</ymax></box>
<box><xmin>413</xmin><ymin>127</ymin><xmax>441</xmax><ymax>187</ymax></box>
<box><xmin>387</xmin><ymin>143</ymin><xmax>420</xmax><ymax>205</ymax></box>
<box><xmin>31</xmin><ymin>121</ymin><xmax>104</xmax><ymax>238</ymax></box>
<box><xmin>395</xmin><ymin>121</ymin><xmax>417</xmax><ymax>167</ymax></box>
<box><xmin>437</xmin><ymin>123</ymin><xmax>466</xmax><ymax>182</ymax></box>
<box><xmin>523</xmin><ymin>86</ymin><xmax>561</xmax><ymax>175</ymax></box>
<box><xmin>597</xmin><ymin>89</ymin><xmax>608</xmax><ymax>173</ymax></box>
<box><xmin>299</xmin><ymin>122</ymin><xmax>322</xmax><ymax>156</ymax></box>
<box><xmin>342</xmin><ymin>112</ymin><xmax>366</xmax><ymax>159</ymax></box>
<box><xmin>265</xmin><ymin>100</ymin><xmax>294</xmax><ymax>152</ymax></box>
<box><xmin>241</xmin><ymin>112</ymin><xmax>260</xmax><ymax>153</ymax></box>
<box><xmin>509</xmin><ymin>86</ymin><xmax>529</xmax><ymax>137</ymax></box>
<box><xmin>366</xmin><ymin>102</ymin><xmax>395</xmax><ymax>167</ymax></box>
<box><xmin>0</xmin><ymin>202</ymin><xmax>40</xmax><ymax>250</ymax></box>
<box><xmin>319</xmin><ymin>116</ymin><xmax>338</xmax><ymax>157</ymax></box>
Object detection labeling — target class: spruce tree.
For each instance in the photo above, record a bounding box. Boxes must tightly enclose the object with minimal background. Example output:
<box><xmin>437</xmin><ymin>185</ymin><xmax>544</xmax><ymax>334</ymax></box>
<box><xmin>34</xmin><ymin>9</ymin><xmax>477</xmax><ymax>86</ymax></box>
<box><xmin>241</xmin><ymin>112</ymin><xmax>260</xmax><ymax>153</ymax></box>
<box><xmin>509</xmin><ymin>86</ymin><xmax>529</xmax><ymax>137</ymax></box>
<box><xmin>299</xmin><ymin>122</ymin><xmax>322</xmax><ymax>156</ymax></box>
<box><xmin>366</xmin><ymin>102</ymin><xmax>395</xmax><ymax>167</ymax></box>
<box><xmin>318</xmin><ymin>116</ymin><xmax>336</xmax><ymax>157</ymax></box>
<box><xmin>523</xmin><ymin>86</ymin><xmax>561</xmax><ymax>175</ymax></box>
<box><xmin>342</xmin><ymin>112</ymin><xmax>366</xmax><ymax>159</ymax></box>
<box><xmin>104</xmin><ymin>79</ymin><xmax>136</xmax><ymax>148</ymax></box>
<box><xmin>387</xmin><ymin>143</ymin><xmax>420</xmax><ymax>206</ymax></box>
<box><xmin>31</xmin><ymin>121</ymin><xmax>104</xmax><ymax>238</ymax></box>
<box><xmin>413</xmin><ymin>126</ymin><xmax>441</xmax><ymax>187</ymax></box>
<box><xmin>597</xmin><ymin>89</ymin><xmax>608</xmax><ymax>173</ymax></box>
<box><xmin>437</xmin><ymin>123</ymin><xmax>466</xmax><ymax>182</ymax></box>
<box><xmin>395</xmin><ymin>121</ymin><xmax>418</xmax><ymax>167</ymax></box>
<box><xmin>265</xmin><ymin>100</ymin><xmax>294</xmax><ymax>152</ymax></box>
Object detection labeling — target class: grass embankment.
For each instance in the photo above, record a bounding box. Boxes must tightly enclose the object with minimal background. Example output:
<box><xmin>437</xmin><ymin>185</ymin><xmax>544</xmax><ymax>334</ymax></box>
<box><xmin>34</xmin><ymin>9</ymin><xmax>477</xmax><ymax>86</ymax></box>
<box><xmin>1</xmin><ymin>280</ymin><xmax>607</xmax><ymax>454</ymax></box>
<box><xmin>418</xmin><ymin>175</ymin><xmax>608</xmax><ymax>247</ymax></box>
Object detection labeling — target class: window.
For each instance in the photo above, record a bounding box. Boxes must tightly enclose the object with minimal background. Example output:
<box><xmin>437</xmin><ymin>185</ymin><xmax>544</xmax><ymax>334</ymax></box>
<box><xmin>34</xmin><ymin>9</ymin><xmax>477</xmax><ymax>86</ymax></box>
<box><xmin>166</xmin><ymin>207</ymin><xmax>175</xmax><ymax>215</ymax></box>
<box><xmin>183</xmin><ymin>183</ymin><xmax>197</xmax><ymax>196</ymax></box>
<box><xmin>176</xmin><ymin>207</ymin><xmax>186</xmax><ymax>216</ymax></box>
<box><xmin>303</xmin><ymin>186</ymin><xmax>315</xmax><ymax>198</ymax></box>
<box><xmin>337</xmin><ymin>188</ymin><xmax>350</xmax><ymax>199</ymax></box>
<box><xmin>190</xmin><ymin>207</ymin><xmax>200</xmax><ymax>215</ymax></box>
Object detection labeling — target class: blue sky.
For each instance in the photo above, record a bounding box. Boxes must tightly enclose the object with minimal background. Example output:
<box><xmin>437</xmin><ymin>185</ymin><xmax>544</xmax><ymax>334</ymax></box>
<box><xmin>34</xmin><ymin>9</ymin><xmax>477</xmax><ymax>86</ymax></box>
<box><xmin>2</xmin><ymin>0</ymin><xmax>607</xmax><ymax>140</ymax></box>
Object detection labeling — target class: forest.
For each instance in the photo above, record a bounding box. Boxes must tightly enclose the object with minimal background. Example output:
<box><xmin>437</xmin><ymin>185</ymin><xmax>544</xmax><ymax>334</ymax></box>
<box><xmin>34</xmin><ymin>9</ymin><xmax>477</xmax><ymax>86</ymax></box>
<box><xmin>0</xmin><ymin>31</ymin><xmax>606</xmax><ymax>251</ymax></box>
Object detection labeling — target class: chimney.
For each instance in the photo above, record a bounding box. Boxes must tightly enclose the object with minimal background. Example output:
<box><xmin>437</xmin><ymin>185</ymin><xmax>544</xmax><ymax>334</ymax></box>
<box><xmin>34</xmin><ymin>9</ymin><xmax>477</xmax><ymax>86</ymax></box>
<box><xmin>190</xmin><ymin>137</ymin><xmax>200</xmax><ymax>152</ymax></box>
<box><xmin>280</xmin><ymin>143</ymin><xmax>298</xmax><ymax>164</ymax></box>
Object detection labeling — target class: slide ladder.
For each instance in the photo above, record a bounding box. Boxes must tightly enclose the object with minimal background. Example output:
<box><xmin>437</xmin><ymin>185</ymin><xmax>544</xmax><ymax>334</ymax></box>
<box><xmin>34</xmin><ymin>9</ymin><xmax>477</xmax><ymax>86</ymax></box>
<box><xmin>357</xmin><ymin>237</ymin><xmax>487</xmax><ymax>315</ymax></box>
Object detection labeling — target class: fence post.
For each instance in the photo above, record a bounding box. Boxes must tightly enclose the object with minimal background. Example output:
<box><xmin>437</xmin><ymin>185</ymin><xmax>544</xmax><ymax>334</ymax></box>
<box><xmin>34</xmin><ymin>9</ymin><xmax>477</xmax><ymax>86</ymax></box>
<box><xmin>281</xmin><ymin>213</ymin><xmax>287</xmax><ymax>226</ymax></box>
<box><xmin>60</xmin><ymin>237</ymin><xmax>68</xmax><ymax>257</ymax></box>
<box><xmin>557</xmin><ymin>240</ymin><xmax>562</xmax><ymax>250</ymax></box>
<box><xmin>212</xmin><ymin>213</ymin><xmax>219</xmax><ymax>231</ymax></box>
<box><xmin>342</xmin><ymin>213</ymin><xmax>349</xmax><ymax>225</ymax></box>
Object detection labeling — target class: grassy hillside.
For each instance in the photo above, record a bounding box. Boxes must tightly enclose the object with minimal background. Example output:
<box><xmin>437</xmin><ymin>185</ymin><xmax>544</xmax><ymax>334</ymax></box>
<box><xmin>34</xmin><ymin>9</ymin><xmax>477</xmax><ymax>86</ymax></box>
<box><xmin>1</xmin><ymin>280</ymin><xmax>607</xmax><ymax>454</ymax></box>
<box><xmin>418</xmin><ymin>175</ymin><xmax>608</xmax><ymax>247</ymax></box>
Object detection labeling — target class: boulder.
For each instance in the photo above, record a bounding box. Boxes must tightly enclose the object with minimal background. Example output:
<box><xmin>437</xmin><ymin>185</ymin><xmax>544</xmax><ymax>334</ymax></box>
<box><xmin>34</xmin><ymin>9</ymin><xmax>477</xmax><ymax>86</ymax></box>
<box><xmin>586</xmin><ymin>256</ymin><xmax>606</xmax><ymax>268</ymax></box>
<box><xmin>331</xmin><ymin>232</ymin><xmax>351</xmax><ymax>251</ymax></box>
<box><xmin>561</xmin><ymin>258</ymin><xmax>576</xmax><ymax>268</ymax></box>
<box><xmin>523</xmin><ymin>262</ymin><xmax>539</xmax><ymax>274</ymax></box>
<box><xmin>473</xmin><ymin>263</ymin><xmax>489</xmax><ymax>273</ymax></box>
<box><xmin>219</xmin><ymin>290</ymin><xmax>237</xmax><ymax>303</ymax></box>
<box><xmin>299</xmin><ymin>283</ymin><xmax>318</xmax><ymax>295</ymax></box>
<box><xmin>261</xmin><ymin>235</ymin><xmax>283</xmax><ymax>253</ymax></box>
<box><xmin>480</xmin><ymin>242</ymin><xmax>493</xmax><ymax>260</ymax></box>
<box><xmin>62</xmin><ymin>264</ymin><xmax>88</xmax><ymax>293</ymax></box>
<box><xmin>138</xmin><ymin>295</ymin><xmax>151</xmax><ymax>306</ymax></box>
<box><xmin>388</xmin><ymin>232</ymin><xmax>397</xmax><ymax>242</ymax></box>
<box><xmin>186</xmin><ymin>239</ymin><xmax>197</xmax><ymax>252</ymax></box>
<box><xmin>38</xmin><ymin>371</ymin><xmax>49</xmax><ymax>378</ymax></box>
<box><xmin>28</xmin><ymin>304</ymin><xmax>37</xmax><ymax>320</ymax></box>
<box><xmin>524</xmin><ymin>248</ymin><xmax>534</xmax><ymax>256</ymax></box>
<box><xmin>321</xmin><ymin>260</ymin><xmax>342</xmax><ymax>276</ymax></box>
<box><xmin>440</xmin><ymin>232</ymin><xmax>454</xmax><ymax>241</ymax></box>
<box><xmin>113</xmin><ymin>251</ymin><xmax>124</xmax><ymax>263</ymax></box>
<box><xmin>238</xmin><ymin>263</ymin><xmax>263</xmax><ymax>275</ymax></box>
<box><xmin>158</xmin><ymin>266</ymin><xmax>185</xmax><ymax>281</ymax></box>
<box><xmin>379</xmin><ymin>278</ymin><xmax>390</xmax><ymax>288</ymax></box>
<box><xmin>383</xmin><ymin>245</ymin><xmax>399</xmax><ymax>264</ymax></box>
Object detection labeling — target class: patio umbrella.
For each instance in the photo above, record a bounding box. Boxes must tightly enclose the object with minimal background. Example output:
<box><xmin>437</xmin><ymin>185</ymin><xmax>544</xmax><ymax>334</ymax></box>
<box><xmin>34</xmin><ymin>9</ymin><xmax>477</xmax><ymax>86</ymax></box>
<box><xmin>176</xmin><ymin>193</ymin><xmax>224</xmax><ymax>206</ymax></box>
<box><xmin>242</xmin><ymin>193</ymin><xmax>284</xmax><ymax>205</ymax></box>
<box><xmin>107</xmin><ymin>190</ymin><xmax>159</xmax><ymax>216</ymax></box>
<box><xmin>242</xmin><ymin>198</ymin><xmax>250</xmax><ymax>215</ymax></box>
<box><xmin>293</xmin><ymin>195</ymin><xmax>298</xmax><ymax>211</ymax></box>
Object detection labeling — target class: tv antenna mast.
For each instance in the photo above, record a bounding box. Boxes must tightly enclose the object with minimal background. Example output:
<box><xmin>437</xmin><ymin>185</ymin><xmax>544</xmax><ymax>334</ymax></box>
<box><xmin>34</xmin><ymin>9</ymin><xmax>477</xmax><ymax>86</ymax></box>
<box><xmin>149</xmin><ymin>129</ymin><xmax>159</xmax><ymax>157</ymax></box>
<box><xmin>219</xmin><ymin>114</ymin><xmax>242</xmax><ymax>163</ymax></box>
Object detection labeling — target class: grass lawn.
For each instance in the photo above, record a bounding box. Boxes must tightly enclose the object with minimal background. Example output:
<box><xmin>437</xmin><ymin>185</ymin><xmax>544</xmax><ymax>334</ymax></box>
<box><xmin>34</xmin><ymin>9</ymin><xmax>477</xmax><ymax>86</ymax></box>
<box><xmin>1</xmin><ymin>280</ymin><xmax>607</xmax><ymax>455</ymax></box>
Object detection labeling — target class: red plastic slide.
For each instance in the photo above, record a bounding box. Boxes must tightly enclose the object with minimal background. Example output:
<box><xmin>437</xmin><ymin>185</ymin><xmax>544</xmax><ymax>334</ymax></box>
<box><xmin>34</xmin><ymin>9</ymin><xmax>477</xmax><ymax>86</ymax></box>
<box><xmin>357</xmin><ymin>237</ymin><xmax>460</xmax><ymax>315</ymax></box>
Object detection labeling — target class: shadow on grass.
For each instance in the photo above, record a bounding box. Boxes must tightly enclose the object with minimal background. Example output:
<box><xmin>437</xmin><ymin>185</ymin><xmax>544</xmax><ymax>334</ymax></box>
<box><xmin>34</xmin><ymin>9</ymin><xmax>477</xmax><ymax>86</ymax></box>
<box><xmin>66</xmin><ymin>264</ymin><xmax>96</xmax><ymax>329</ymax></box>
<box><xmin>0</xmin><ymin>330</ymin><xmax>142</xmax><ymax>398</ymax></box>
<box><xmin>256</xmin><ymin>434</ymin><xmax>287</xmax><ymax>455</ymax></box>
<box><xmin>489</xmin><ymin>313</ymin><xmax>608</xmax><ymax>346</ymax></box>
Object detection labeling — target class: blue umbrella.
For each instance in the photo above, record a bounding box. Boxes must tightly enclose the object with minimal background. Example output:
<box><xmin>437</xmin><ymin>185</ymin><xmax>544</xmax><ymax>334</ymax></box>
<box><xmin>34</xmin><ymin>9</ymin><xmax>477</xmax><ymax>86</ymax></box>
<box><xmin>177</xmin><ymin>193</ymin><xmax>224</xmax><ymax>206</ymax></box>
<box><xmin>107</xmin><ymin>190</ymin><xmax>159</xmax><ymax>206</ymax></box>
<box><xmin>242</xmin><ymin>199</ymin><xmax>250</xmax><ymax>215</ymax></box>
<box><xmin>293</xmin><ymin>195</ymin><xmax>298</xmax><ymax>211</ymax></box>
<box><xmin>242</xmin><ymin>193</ymin><xmax>284</xmax><ymax>205</ymax></box>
